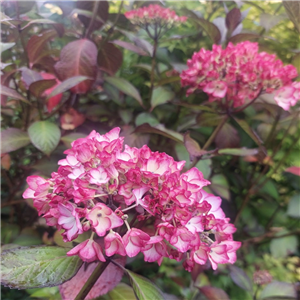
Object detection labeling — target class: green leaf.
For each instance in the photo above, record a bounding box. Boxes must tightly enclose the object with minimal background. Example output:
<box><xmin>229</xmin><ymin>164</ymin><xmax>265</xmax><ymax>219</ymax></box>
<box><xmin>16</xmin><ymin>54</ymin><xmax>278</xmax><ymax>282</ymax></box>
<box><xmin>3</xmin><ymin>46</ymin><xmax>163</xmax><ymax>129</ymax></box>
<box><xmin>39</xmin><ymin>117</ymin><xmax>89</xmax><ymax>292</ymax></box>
<box><xmin>47</xmin><ymin>76</ymin><xmax>90</xmax><ymax>99</ymax></box>
<box><xmin>135</xmin><ymin>112</ymin><xmax>159</xmax><ymax>127</ymax></box>
<box><xmin>260</xmin><ymin>281</ymin><xmax>297</xmax><ymax>299</ymax></box>
<box><xmin>0</xmin><ymin>85</ymin><xmax>31</xmax><ymax>105</ymax></box>
<box><xmin>182</xmin><ymin>9</ymin><xmax>221</xmax><ymax>43</ymax></box>
<box><xmin>218</xmin><ymin>148</ymin><xmax>258</xmax><ymax>156</ymax></box>
<box><xmin>229</xmin><ymin>33</ymin><xmax>260</xmax><ymax>44</ymax></box>
<box><xmin>283</xmin><ymin>1</ymin><xmax>300</xmax><ymax>33</ymax></box>
<box><xmin>1</xmin><ymin>128</ymin><xmax>31</xmax><ymax>154</ymax></box>
<box><xmin>197</xmin><ymin>113</ymin><xmax>226</xmax><ymax>127</ymax></box>
<box><xmin>233</xmin><ymin>117</ymin><xmax>263</xmax><ymax>146</ymax></box>
<box><xmin>126</xmin><ymin>269</ymin><xmax>165</xmax><ymax>300</ymax></box>
<box><xmin>134</xmin><ymin>123</ymin><xmax>183</xmax><ymax>143</ymax></box>
<box><xmin>105</xmin><ymin>76</ymin><xmax>144</xmax><ymax>107</ymax></box>
<box><xmin>229</xmin><ymin>265</ymin><xmax>253</xmax><ymax>292</ymax></box>
<box><xmin>259</xmin><ymin>13</ymin><xmax>286</xmax><ymax>32</ymax></box>
<box><xmin>28</xmin><ymin>121</ymin><xmax>61</xmax><ymax>155</ymax></box>
<box><xmin>209</xmin><ymin>174</ymin><xmax>230</xmax><ymax>200</ymax></box>
<box><xmin>150</xmin><ymin>86</ymin><xmax>175</xmax><ymax>111</ymax></box>
<box><xmin>287</xmin><ymin>194</ymin><xmax>300</xmax><ymax>218</ymax></box>
<box><xmin>61</xmin><ymin>132</ymin><xmax>87</xmax><ymax>148</ymax></box>
<box><xmin>21</xmin><ymin>19</ymin><xmax>58</xmax><ymax>30</ymax></box>
<box><xmin>270</xmin><ymin>232</ymin><xmax>298</xmax><ymax>258</ymax></box>
<box><xmin>292</xmin><ymin>53</ymin><xmax>300</xmax><ymax>74</ymax></box>
<box><xmin>1</xmin><ymin>246</ymin><xmax>82</xmax><ymax>289</ymax></box>
<box><xmin>108</xmin><ymin>283</ymin><xmax>136</xmax><ymax>300</ymax></box>
<box><xmin>0</xmin><ymin>42</ymin><xmax>15</xmax><ymax>53</ymax></box>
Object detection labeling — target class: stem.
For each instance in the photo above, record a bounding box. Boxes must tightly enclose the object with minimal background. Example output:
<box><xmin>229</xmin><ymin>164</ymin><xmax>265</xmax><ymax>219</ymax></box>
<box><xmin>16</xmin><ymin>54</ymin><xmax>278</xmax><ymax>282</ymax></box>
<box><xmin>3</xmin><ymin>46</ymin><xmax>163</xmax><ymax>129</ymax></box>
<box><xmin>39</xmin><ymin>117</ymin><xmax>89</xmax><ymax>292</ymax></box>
<box><xmin>202</xmin><ymin>115</ymin><xmax>229</xmax><ymax>150</ymax></box>
<box><xmin>264</xmin><ymin>107</ymin><xmax>282</xmax><ymax>146</ymax></box>
<box><xmin>85</xmin><ymin>1</ymin><xmax>100</xmax><ymax>39</ymax></box>
<box><xmin>122</xmin><ymin>203</ymin><xmax>138</xmax><ymax>212</ymax></box>
<box><xmin>149</xmin><ymin>37</ymin><xmax>158</xmax><ymax>104</ymax></box>
<box><xmin>74</xmin><ymin>261</ymin><xmax>110</xmax><ymax>300</ymax></box>
<box><xmin>233</xmin><ymin>91</ymin><xmax>262</xmax><ymax>114</ymax></box>
<box><xmin>188</xmin><ymin>115</ymin><xmax>229</xmax><ymax>170</ymax></box>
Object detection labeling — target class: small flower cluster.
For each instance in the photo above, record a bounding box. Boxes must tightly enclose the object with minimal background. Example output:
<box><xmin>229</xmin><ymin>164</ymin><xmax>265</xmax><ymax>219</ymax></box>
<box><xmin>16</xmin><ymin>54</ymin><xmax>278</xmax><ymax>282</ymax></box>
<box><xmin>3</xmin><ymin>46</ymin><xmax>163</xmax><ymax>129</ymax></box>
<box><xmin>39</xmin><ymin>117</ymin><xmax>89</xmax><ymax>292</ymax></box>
<box><xmin>125</xmin><ymin>4</ymin><xmax>186</xmax><ymax>38</ymax></box>
<box><xmin>180</xmin><ymin>41</ymin><xmax>299</xmax><ymax>110</ymax></box>
<box><xmin>23</xmin><ymin>128</ymin><xmax>240</xmax><ymax>271</ymax></box>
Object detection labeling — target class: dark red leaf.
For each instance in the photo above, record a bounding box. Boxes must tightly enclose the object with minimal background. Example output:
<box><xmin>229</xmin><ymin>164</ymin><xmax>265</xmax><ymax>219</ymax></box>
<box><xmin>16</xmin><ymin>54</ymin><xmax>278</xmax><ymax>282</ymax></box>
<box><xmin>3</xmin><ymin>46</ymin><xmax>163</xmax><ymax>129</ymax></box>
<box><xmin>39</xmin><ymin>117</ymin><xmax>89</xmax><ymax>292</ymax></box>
<box><xmin>20</xmin><ymin>67</ymin><xmax>43</xmax><ymax>89</ymax></box>
<box><xmin>226</xmin><ymin>8</ymin><xmax>242</xmax><ymax>36</ymax></box>
<box><xmin>199</xmin><ymin>286</ymin><xmax>230</xmax><ymax>300</ymax></box>
<box><xmin>76</xmin><ymin>1</ymin><xmax>109</xmax><ymax>31</ymax></box>
<box><xmin>229</xmin><ymin>33</ymin><xmax>260</xmax><ymax>44</ymax></box>
<box><xmin>55</xmin><ymin>39</ymin><xmax>97</xmax><ymax>94</ymax></box>
<box><xmin>59</xmin><ymin>257</ymin><xmax>125</xmax><ymax>300</ymax></box>
<box><xmin>215</xmin><ymin>123</ymin><xmax>240</xmax><ymax>148</ymax></box>
<box><xmin>184</xmin><ymin>132</ymin><xmax>207</xmax><ymax>158</ymax></box>
<box><xmin>29</xmin><ymin>79</ymin><xmax>57</xmax><ymax>98</ymax></box>
<box><xmin>26</xmin><ymin>29</ymin><xmax>58</xmax><ymax>66</ymax></box>
<box><xmin>98</xmin><ymin>43</ymin><xmax>123</xmax><ymax>75</ymax></box>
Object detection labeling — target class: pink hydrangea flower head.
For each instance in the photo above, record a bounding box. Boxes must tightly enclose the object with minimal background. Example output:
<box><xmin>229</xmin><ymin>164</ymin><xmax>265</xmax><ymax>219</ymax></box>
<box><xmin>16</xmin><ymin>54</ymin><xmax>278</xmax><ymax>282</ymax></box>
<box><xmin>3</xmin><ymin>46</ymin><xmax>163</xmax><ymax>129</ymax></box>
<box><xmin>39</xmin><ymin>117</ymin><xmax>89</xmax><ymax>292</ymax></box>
<box><xmin>22</xmin><ymin>127</ymin><xmax>241</xmax><ymax>270</ymax></box>
<box><xmin>181</xmin><ymin>41</ymin><xmax>299</xmax><ymax>110</ymax></box>
<box><xmin>125</xmin><ymin>4</ymin><xmax>186</xmax><ymax>39</ymax></box>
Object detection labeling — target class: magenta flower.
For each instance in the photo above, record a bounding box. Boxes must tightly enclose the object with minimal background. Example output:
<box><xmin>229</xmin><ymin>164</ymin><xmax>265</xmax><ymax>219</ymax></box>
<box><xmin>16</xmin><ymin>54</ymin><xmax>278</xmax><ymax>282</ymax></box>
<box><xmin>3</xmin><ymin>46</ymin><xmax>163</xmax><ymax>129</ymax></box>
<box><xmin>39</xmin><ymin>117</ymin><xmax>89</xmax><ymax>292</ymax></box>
<box><xmin>67</xmin><ymin>239</ymin><xmax>105</xmax><ymax>263</ymax></box>
<box><xmin>123</xmin><ymin>228</ymin><xmax>150</xmax><ymax>257</ymax></box>
<box><xmin>181</xmin><ymin>42</ymin><xmax>299</xmax><ymax>110</ymax></box>
<box><xmin>104</xmin><ymin>231</ymin><xmax>126</xmax><ymax>257</ymax></box>
<box><xmin>87</xmin><ymin>203</ymin><xmax>124</xmax><ymax>236</ymax></box>
<box><xmin>22</xmin><ymin>127</ymin><xmax>241</xmax><ymax>270</ymax></box>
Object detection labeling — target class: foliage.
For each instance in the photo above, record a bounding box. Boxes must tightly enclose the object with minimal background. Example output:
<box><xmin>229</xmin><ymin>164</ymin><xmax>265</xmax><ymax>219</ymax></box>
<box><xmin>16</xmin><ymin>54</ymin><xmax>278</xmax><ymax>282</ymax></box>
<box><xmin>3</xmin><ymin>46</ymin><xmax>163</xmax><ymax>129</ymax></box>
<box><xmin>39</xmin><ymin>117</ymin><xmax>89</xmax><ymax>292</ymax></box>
<box><xmin>1</xmin><ymin>1</ymin><xmax>299</xmax><ymax>300</ymax></box>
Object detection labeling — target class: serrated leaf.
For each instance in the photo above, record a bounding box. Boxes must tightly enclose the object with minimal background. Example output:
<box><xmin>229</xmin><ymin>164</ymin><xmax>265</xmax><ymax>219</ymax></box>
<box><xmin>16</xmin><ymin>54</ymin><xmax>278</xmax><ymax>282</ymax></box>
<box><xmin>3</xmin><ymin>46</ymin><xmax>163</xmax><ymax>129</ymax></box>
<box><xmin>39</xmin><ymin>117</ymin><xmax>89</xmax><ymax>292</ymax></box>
<box><xmin>260</xmin><ymin>281</ymin><xmax>297</xmax><ymax>299</ymax></box>
<box><xmin>219</xmin><ymin>148</ymin><xmax>258</xmax><ymax>156</ymax></box>
<box><xmin>98</xmin><ymin>42</ymin><xmax>123</xmax><ymax>75</ymax></box>
<box><xmin>104</xmin><ymin>76</ymin><xmax>144</xmax><ymax>107</ymax></box>
<box><xmin>47</xmin><ymin>76</ymin><xmax>90</xmax><ymax>99</ymax></box>
<box><xmin>126</xmin><ymin>269</ymin><xmax>165</xmax><ymax>300</ymax></box>
<box><xmin>229</xmin><ymin>266</ymin><xmax>253</xmax><ymax>292</ymax></box>
<box><xmin>287</xmin><ymin>194</ymin><xmax>300</xmax><ymax>218</ymax></box>
<box><xmin>108</xmin><ymin>283</ymin><xmax>136</xmax><ymax>300</ymax></box>
<box><xmin>1</xmin><ymin>128</ymin><xmax>30</xmax><ymax>154</ymax></box>
<box><xmin>151</xmin><ymin>86</ymin><xmax>175</xmax><ymax>110</ymax></box>
<box><xmin>28</xmin><ymin>121</ymin><xmax>61</xmax><ymax>155</ymax></box>
<box><xmin>1</xmin><ymin>246</ymin><xmax>82</xmax><ymax>289</ymax></box>
<box><xmin>0</xmin><ymin>85</ymin><xmax>31</xmax><ymax>104</ymax></box>
<box><xmin>0</xmin><ymin>42</ymin><xmax>15</xmax><ymax>53</ymax></box>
